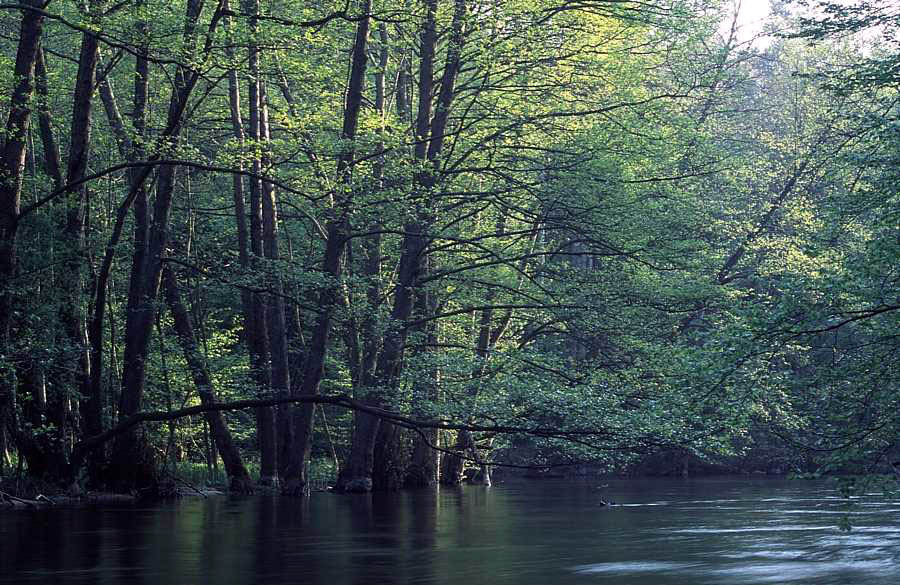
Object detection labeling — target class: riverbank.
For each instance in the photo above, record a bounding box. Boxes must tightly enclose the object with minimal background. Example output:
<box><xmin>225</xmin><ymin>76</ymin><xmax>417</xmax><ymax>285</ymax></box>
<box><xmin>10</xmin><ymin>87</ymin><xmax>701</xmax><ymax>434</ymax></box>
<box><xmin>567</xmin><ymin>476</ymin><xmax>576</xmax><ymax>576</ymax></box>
<box><xmin>0</xmin><ymin>487</ymin><xmax>228</xmax><ymax>509</ymax></box>
<box><xmin>0</xmin><ymin>476</ymin><xmax>227</xmax><ymax>510</ymax></box>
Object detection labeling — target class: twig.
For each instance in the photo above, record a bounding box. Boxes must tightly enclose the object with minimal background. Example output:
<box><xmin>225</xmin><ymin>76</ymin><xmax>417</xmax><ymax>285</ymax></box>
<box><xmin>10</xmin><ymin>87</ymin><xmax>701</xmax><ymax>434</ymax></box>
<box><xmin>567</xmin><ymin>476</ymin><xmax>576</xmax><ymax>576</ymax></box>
<box><xmin>316</xmin><ymin>404</ymin><xmax>340</xmax><ymax>476</ymax></box>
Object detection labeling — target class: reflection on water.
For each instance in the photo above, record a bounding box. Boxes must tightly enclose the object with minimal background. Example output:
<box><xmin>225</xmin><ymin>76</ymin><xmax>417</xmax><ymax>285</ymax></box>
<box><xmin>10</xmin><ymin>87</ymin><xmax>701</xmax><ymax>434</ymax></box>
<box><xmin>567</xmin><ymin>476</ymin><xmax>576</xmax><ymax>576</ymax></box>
<box><xmin>574</xmin><ymin>561</ymin><xmax>702</xmax><ymax>573</ymax></box>
<box><xmin>1</xmin><ymin>478</ymin><xmax>899</xmax><ymax>584</ymax></box>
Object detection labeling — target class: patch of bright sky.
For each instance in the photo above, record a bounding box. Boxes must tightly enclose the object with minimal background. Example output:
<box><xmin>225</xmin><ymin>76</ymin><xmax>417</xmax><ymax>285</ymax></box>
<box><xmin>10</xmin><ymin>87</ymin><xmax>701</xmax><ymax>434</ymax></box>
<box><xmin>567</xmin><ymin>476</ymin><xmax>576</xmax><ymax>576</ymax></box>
<box><xmin>719</xmin><ymin>0</ymin><xmax>897</xmax><ymax>50</ymax></box>
<box><xmin>719</xmin><ymin>0</ymin><xmax>773</xmax><ymax>48</ymax></box>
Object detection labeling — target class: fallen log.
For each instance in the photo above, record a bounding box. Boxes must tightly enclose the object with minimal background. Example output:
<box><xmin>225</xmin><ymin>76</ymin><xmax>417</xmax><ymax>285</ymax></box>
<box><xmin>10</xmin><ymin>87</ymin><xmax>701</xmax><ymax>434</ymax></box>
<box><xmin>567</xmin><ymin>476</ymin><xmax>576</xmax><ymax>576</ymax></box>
<box><xmin>0</xmin><ymin>489</ymin><xmax>39</xmax><ymax>507</ymax></box>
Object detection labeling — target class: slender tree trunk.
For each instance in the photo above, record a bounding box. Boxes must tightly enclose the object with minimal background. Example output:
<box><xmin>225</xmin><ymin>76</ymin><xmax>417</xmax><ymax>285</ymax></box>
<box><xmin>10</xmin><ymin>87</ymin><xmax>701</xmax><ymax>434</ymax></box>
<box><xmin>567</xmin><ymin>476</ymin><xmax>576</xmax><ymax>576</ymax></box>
<box><xmin>264</xmin><ymin>64</ymin><xmax>308</xmax><ymax>399</ymax></box>
<box><xmin>38</xmin><ymin>43</ymin><xmax>88</xmax><ymax>478</ymax></box>
<box><xmin>339</xmin><ymin>0</ymin><xmax>466</xmax><ymax>492</ymax></box>
<box><xmin>56</xmin><ymin>13</ymin><xmax>103</xmax><ymax>481</ymax></box>
<box><xmin>286</xmin><ymin>1</ymin><xmax>372</xmax><ymax>495</ymax></box>
<box><xmin>241</xmin><ymin>0</ymin><xmax>276</xmax><ymax>485</ymax></box>
<box><xmin>110</xmin><ymin>0</ymin><xmax>207</xmax><ymax>493</ymax></box>
<box><xmin>162</xmin><ymin>266</ymin><xmax>254</xmax><ymax>492</ymax></box>
<box><xmin>441</xmin><ymin>220</ymin><xmax>506</xmax><ymax>485</ymax></box>
<box><xmin>224</xmin><ymin>0</ymin><xmax>274</xmax><ymax>487</ymax></box>
<box><xmin>259</xmin><ymin>81</ymin><xmax>293</xmax><ymax>481</ymax></box>
<box><xmin>284</xmin><ymin>237</ymin><xmax>306</xmax><ymax>391</ymax></box>
<box><xmin>86</xmin><ymin>38</ymin><xmax>150</xmax><ymax>483</ymax></box>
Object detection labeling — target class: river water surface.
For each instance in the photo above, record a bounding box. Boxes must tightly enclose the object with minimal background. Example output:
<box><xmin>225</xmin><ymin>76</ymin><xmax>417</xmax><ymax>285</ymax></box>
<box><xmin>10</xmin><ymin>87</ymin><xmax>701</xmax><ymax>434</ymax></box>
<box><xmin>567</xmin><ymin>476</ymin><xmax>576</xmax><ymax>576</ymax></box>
<box><xmin>2</xmin><ymin>478</ymin><xmax>899</xmax><ymax>584</ymax></box>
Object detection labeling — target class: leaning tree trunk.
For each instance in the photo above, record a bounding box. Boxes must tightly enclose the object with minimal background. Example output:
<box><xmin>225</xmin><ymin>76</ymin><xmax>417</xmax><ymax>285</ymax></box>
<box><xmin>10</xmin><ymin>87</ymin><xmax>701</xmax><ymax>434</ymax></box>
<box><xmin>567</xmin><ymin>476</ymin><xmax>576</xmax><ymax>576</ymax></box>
<box><xmin>163</xmin><ymin>266</ymin><xmax>254</xmax><ymax>493</ymax></box>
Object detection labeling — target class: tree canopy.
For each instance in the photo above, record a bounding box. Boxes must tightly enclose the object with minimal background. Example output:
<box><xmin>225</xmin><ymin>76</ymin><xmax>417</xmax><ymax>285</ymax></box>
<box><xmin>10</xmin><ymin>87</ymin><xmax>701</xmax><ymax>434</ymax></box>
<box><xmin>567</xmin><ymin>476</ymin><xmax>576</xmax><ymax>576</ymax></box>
<box><xmin>0</xmin><ymin>0</ymin><xmax>897</xmax><ymax>494</ymax></box>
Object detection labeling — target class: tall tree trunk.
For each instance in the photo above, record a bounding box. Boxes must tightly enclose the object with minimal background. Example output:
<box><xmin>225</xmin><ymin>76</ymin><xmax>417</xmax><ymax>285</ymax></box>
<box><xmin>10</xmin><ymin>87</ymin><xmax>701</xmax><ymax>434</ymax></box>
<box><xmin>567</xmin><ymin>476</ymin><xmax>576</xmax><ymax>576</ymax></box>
<box><xmin>242</xmin><ymin>0</ymin><xmax>276</xmax><ymax>485</ymax></box>
<box><xmin>281</xmin><ymin>219</ymin><xmax>348</xmax><ymax>495</ymax></box>
<box><xmin>338</xmin><ymin>0</ymin><xmax>437</xmax><ymax>492</ymax></box>
<box><xmin>162</xmin><ymin>266</ymin><xmax>254</xmax><ymax>492</ymax></box>
<box><xmin>109</xmin><ymin>0</ymin><xmax>208</xmax><ymax>493</ymax></box>
<box><xmin>259</xmin><ymin>81</ymin><xmax>293</xmax><ymax>481</ymax></box>
<box><xmin>0</xmin><ymin>2</ymin><xmax>45</xmax><ymax>476</ymax></box>
<box><xmin>29</xmin><ymin>44</ymin><xmax>67</xmax><ymax>474</ymax></box>
<box><xmin>284</xmin><ymin>237</ymin><xmax>306</xmax><ymax>393</ymax></box>
<box><xmin>265</xmin><ymin>63</ymin><xmax>309</xmax><ymax>399</ymax></box>
<box><xmin>87</xmin><ymin>30</ymin><xmax>150</xmax><ymax>483</ymax></box>
<box><xmin>368</xmin><ymin>24</ymin><xmax>412</xmax><ymax>492</ymax></box>
<box><xmin>286</xmin><ymin>0</ymin><xmax>372</xmax><ymax>496</ymax></box>
<box><xmin>56</xmin><ymin>10</ymin><xmax>103</xmax><ymax>480</ymax></box>
<box><xmin>338</xmin><ymin>0</ymin><xmax>466</xmax><ymax>493</ymax></box>
<box><xmin>404</xmin><ymin>30</ymin><xmax>439</xmax><ymax>483</ymax></box>
<box><xmin>224</xmin><ymin>0</ymin><xmax>274</xmax><ymax>487</ymax></box>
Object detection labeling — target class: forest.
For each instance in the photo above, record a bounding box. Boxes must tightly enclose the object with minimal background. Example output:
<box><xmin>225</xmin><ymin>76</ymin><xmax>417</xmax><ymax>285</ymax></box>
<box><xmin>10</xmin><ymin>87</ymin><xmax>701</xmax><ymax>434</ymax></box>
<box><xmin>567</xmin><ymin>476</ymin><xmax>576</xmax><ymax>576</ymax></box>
<box><xmin>0</xmin><ymin>0</ymin><xmax>897</xmax><ymax>499</ymax></box>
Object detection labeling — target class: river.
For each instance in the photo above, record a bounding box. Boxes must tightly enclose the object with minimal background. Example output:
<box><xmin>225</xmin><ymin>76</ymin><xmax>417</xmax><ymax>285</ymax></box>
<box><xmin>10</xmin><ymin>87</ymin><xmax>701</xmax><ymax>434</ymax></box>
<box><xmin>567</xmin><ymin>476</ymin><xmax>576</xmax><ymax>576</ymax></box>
<box><xmin>2</xmin><ymin>478</ymin><xmax>899</xmax><ymax>584</ymax></box>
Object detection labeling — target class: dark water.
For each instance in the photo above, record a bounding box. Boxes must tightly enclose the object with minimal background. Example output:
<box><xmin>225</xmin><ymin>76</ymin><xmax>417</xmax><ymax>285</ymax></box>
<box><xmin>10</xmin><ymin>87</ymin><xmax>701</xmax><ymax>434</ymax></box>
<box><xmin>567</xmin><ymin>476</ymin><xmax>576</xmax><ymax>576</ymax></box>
<box><xmin>2</xmin><ymin>478</ymin><xmax>899</xmax><ymax>584</ymax></box>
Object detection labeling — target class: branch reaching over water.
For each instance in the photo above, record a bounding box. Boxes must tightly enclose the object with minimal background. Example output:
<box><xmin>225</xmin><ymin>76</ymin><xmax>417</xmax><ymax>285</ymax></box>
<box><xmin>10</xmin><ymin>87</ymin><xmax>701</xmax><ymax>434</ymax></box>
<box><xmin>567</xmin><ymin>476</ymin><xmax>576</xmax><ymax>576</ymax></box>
<box><xmin>72</xmin><ymin>393</ymin><xmax>623</xmax><ymax>460</ymax></box>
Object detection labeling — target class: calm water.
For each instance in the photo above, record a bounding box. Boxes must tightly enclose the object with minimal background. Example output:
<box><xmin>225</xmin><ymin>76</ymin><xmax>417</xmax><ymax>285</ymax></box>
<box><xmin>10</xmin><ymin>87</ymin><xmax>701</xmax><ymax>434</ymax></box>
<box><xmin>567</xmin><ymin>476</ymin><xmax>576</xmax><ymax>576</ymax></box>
<box><xmin>2</xmin><ymin>478</ymin><xmax>899</xmax><ymax>584</ymax></box>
